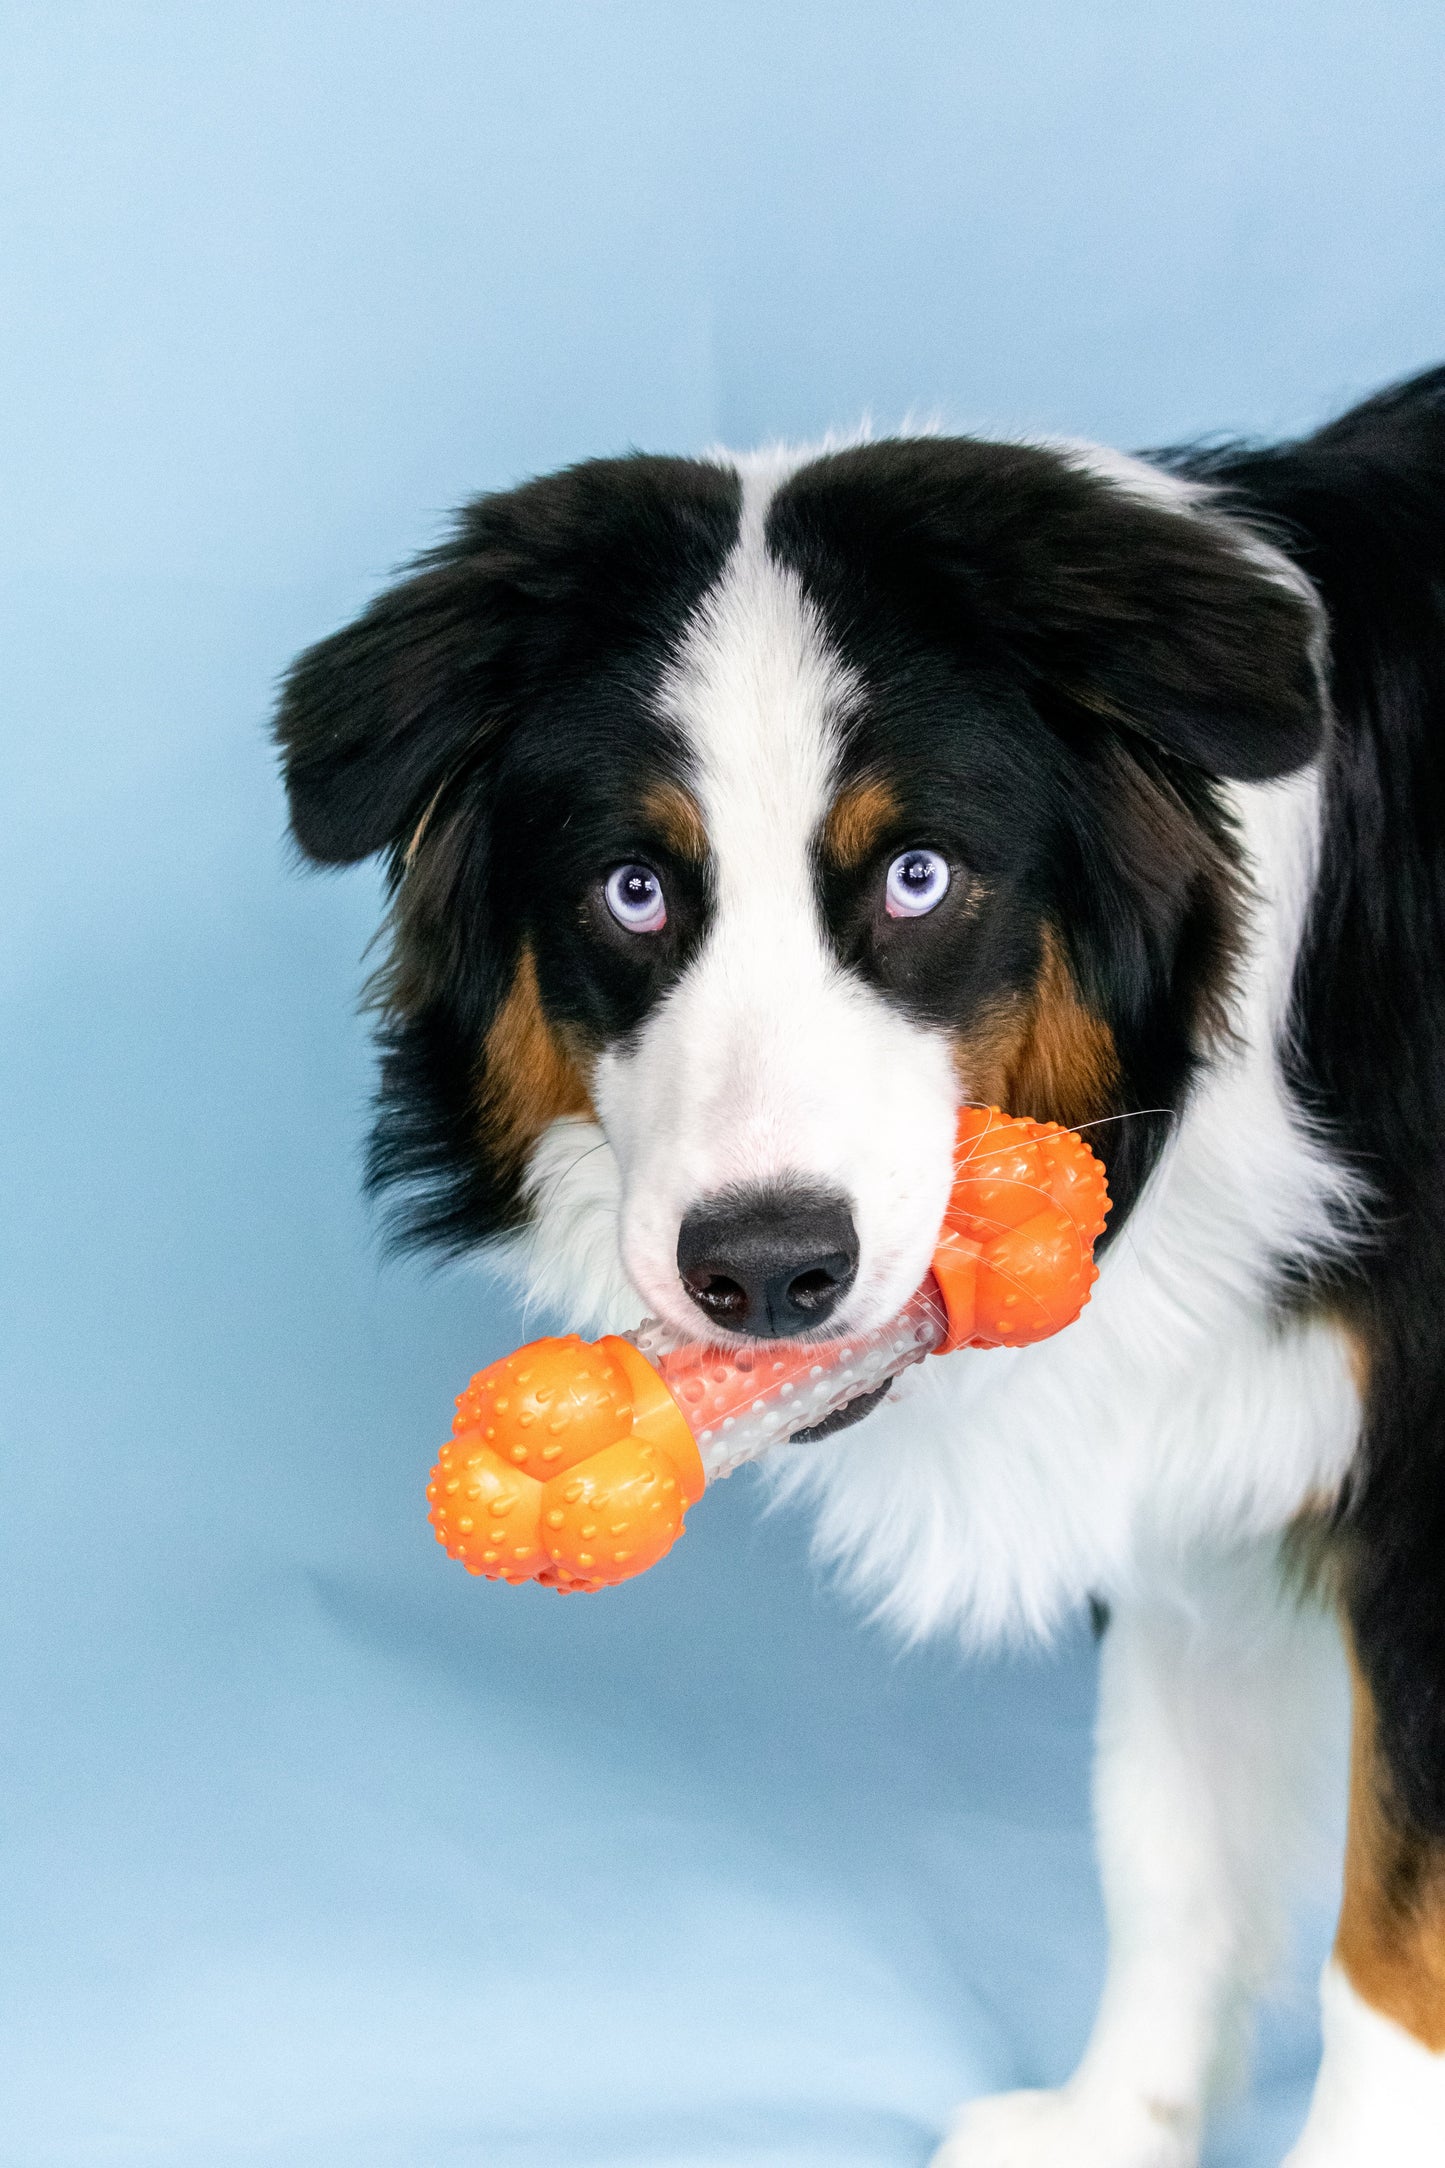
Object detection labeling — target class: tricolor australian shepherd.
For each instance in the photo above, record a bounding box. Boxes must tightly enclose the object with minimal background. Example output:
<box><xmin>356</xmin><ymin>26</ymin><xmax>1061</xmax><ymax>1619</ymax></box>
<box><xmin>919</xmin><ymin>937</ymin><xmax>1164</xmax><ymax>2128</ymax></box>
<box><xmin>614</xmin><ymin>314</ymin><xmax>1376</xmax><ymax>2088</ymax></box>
<box><xmin>277</xmin><ymin>368</ymin><xmax>1445</xmax><ymax>2165</ymax></box>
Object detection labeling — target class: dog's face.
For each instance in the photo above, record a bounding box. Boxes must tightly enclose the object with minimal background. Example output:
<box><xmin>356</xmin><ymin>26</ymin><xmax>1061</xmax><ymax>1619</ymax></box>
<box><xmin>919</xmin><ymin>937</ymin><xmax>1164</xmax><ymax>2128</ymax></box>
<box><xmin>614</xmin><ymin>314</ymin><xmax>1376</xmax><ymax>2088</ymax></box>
<box><xmin>278</xmin><ymin>438</ymin><xmax>1324</xmax><ymax>1347</ymax></box>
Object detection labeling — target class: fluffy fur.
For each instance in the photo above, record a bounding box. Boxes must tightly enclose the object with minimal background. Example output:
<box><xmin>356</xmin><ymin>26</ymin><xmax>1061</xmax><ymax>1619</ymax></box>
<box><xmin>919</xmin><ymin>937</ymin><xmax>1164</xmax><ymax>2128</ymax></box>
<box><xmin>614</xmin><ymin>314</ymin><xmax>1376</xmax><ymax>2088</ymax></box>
<box><xmin>277</xmin><ymin>366</ymin><xmax>1445</xmax><ymax>2164</ymax></box>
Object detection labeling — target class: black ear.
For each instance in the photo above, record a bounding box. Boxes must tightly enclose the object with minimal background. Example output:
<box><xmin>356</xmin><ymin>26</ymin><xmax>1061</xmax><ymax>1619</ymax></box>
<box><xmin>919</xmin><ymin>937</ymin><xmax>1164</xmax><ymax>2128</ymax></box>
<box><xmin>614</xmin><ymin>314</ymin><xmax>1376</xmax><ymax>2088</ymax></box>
<box><xmin>1020</xmin><ymin>482</ymin><xmax>1328</xmax><ymax>783</ymax></box>
<box><xmin>770</xmin><ymin>439</ymin><xmax>1328</xmax><ymax>783</ymax></box>
<box><xmin>276</xmin><ymin>451</ymin><xmax>743</xmax><ymax>864</ymax></box>
<box><xmin>275</xmin><ymin>551</ymin><xmax>518</xmax><ymax>867</ymax></box>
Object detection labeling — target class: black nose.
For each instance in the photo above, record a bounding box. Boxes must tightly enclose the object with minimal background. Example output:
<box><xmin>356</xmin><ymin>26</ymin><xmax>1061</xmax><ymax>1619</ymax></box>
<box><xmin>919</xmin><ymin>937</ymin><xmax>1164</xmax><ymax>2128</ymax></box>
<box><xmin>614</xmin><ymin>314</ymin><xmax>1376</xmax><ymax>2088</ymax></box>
<box><xmin>676</xmin><ymin>1185</ymin><xmax>859</xmax><ymax>1339</ymax></box>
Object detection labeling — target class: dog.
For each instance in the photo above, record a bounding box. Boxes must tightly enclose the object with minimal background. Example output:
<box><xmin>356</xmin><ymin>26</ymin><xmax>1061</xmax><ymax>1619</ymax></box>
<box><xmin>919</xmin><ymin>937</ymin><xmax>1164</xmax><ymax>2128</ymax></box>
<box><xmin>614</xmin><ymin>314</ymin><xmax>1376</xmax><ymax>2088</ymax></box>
<box><xmin>276</xmin><ymin>366</ymin><xmax>1445</xmax><ymax>2165</ymax></box>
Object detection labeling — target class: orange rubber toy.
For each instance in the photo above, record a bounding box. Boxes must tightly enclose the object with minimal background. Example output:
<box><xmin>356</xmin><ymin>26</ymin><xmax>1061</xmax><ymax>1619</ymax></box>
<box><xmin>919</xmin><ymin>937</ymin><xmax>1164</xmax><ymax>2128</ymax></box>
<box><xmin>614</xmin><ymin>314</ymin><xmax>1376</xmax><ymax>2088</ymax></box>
<box><xmin>427</xmin><ymin>1106</ymin><xmax>1110</xmax><ymax>1593</ymax></box>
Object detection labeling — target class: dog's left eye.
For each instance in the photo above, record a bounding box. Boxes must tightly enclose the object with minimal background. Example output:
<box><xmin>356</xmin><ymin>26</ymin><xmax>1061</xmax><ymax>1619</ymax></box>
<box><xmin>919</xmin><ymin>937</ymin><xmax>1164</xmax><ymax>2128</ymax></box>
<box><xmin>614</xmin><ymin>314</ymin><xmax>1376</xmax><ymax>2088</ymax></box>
<box><xmin>604</xmin><ymin>863</ymin><xmax>668</xmax><ymax>934</ymax></box>
<box><xmin>884</xmin><ymin>848</ymin><xmax>950</xmax><ymax>919</ymax></box>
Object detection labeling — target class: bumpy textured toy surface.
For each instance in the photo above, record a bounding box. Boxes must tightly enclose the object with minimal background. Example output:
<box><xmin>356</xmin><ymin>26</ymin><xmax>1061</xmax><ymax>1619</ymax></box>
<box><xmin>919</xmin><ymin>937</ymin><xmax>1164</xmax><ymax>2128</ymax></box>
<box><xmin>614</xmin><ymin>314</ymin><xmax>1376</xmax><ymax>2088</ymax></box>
<box><xmin>429</xmin><ymin>1335</ymin><xmax>705</xmax><ymax>1593</ymax></box>
<box><xmin>931</xmin><ymin>1103</ymin><xmax>1110</xmax><ymax>1351</ymax></box>
<box><xmin>428</xmin><ymin>1106</ymin><xmax>1109</xmax><ymax>1593</ymax></box>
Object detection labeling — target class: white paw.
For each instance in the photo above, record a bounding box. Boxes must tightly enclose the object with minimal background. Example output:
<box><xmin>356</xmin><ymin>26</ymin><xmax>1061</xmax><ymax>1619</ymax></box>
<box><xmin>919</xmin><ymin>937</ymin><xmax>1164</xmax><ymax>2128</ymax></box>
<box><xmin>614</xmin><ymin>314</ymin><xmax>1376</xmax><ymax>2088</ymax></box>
<box><xmin>1281</xmin><ymin>1964</ymin><xmax>1445</xmax><ymax>2167</ymax></box>
<box><xmin>932</xmin><ymin>2085</ymin><xmax>1198</xmax><ymax>2168</ymax></box>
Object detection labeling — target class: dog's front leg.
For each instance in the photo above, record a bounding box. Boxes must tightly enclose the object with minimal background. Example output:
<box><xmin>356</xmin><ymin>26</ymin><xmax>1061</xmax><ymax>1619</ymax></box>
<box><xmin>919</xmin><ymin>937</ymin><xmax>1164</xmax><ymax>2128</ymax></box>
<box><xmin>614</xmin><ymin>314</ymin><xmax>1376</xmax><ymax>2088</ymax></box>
<box><xmin>934</xmin><ymin>1545</ymin><xmax>1341</xmax><ymax>2168</ymax></box>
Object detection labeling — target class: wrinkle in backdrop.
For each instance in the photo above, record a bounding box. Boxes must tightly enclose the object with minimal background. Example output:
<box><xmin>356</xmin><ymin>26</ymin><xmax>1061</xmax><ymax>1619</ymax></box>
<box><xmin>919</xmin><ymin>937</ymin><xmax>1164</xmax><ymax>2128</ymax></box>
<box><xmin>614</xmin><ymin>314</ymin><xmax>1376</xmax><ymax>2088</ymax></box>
<box><xmin>2</xmin><ymin>5</ymin><xmax>1443</xmax><ymax>2164</ymax></box>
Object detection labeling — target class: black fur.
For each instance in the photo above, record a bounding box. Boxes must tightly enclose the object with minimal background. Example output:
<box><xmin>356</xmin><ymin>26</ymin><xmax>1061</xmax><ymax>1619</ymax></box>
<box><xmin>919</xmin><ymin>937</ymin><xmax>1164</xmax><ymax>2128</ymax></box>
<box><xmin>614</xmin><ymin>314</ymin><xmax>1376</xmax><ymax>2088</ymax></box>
<box><xmin>1172</xmin><ymin>368</ymin><xmax>1445</xmax><ymax>1833</ymax></box>
<box><xmin>277</xmin><ymin>454</ymin><xmax>740</xmax><ymax>1250</ymax></box>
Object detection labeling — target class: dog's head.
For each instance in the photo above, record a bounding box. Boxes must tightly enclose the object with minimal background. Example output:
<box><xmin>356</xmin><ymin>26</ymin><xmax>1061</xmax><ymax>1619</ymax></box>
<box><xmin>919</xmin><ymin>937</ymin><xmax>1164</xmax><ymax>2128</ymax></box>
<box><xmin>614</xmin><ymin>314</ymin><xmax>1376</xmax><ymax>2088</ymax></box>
<box><xmin>277</xmin><ymin>438</ymin><xmax>1325</xmax><ymax>1346</ymax></box>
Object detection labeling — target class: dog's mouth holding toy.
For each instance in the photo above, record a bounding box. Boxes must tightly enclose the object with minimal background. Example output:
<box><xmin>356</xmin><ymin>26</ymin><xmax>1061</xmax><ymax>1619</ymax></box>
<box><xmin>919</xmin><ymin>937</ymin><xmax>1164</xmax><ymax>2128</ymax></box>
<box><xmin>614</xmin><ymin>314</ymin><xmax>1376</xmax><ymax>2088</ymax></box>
<box><xmin>427</xmin><ymin>1106</ymin><xmax>1110</xmax><ymax>1593</ymax></box>
<box><xmin>789</xmin><ymin>1376</ymin><xmax>897</xmax><ymax>1442</ymax></box>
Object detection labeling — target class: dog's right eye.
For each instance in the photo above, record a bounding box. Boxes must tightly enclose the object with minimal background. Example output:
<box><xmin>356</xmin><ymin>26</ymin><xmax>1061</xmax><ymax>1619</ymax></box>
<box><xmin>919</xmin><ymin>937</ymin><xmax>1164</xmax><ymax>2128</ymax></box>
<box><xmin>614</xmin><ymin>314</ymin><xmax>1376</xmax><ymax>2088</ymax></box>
<box><xmin>884</xmin><ymin>848</ymin><xmax>950</xmax><ymax>919</ymax></box>
<box><xmin>603</xmin><ymin>863</ymin><xmax>668</xmax><ymax>934</ymax></box>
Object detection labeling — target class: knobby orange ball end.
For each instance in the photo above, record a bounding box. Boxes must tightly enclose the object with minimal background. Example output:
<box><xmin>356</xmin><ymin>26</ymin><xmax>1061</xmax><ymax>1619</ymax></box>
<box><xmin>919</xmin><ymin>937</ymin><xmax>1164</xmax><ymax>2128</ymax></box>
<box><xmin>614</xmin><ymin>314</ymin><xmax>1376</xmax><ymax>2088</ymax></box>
<box><xmin>427</xmin><ymin>1333</ymin><xmax>705</xmax><ymax>1592</ymax></box>
<box><xmin>932</xmin><ymin>1105</ymin><xmax>1111</xmax><ymax>1351</ymax></box>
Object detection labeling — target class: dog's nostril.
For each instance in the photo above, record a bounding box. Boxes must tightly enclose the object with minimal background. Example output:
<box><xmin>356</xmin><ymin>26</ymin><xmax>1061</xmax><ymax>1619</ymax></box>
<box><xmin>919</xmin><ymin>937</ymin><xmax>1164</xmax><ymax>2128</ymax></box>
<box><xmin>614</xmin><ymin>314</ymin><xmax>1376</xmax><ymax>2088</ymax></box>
<box><xmin>687</xmin><ymin>1272</ymin><xmax>748</xmax><ymax>1320</ymax></box>
<box><xmin>787</xmin><ymin>1265</ymin><xmax>845</xmax><ymax>1313</ymax></box>
<box><xmin>676</xmin><ymin>1185</ymin><xmax>859</xmax><ymax>1340</ymax></box>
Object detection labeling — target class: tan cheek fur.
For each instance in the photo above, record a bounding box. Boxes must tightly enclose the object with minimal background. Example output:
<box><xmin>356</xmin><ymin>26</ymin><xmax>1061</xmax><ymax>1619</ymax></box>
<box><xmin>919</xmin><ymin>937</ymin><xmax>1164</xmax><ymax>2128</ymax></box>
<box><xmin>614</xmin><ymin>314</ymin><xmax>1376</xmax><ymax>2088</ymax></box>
<box><xmin>477</xmin><ymin>945</ymin><xmax>594</xmax><ymax>1170</ymax></box>
<box><xmin>955</xmin><ymin>923</ymin><xmax>1120</xmax><ymax>1128</ymax></box>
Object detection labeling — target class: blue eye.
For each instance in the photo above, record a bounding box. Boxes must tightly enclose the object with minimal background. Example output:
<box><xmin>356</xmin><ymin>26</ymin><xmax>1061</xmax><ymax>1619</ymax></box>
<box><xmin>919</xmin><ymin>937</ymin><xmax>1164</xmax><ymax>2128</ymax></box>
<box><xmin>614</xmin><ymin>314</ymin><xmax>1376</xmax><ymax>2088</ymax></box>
<box><xmin>604</xmin><ymin>863</ymin><xmax>667</xmax><ymax>933</ymax></box>
<box><xmin>885</xmin><ymin>849</ymin><xmax>950</xmax><ymax>919</ymax></box>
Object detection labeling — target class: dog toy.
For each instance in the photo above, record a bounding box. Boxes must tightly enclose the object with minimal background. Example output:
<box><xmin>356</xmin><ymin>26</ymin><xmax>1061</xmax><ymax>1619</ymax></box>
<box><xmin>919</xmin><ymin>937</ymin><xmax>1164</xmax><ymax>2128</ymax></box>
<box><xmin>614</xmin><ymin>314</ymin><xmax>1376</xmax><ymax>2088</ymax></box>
<box><xmin>427</xmin><ymin>1106</ymin><xmax>1109</xmax><ymax>1593</ymax></box>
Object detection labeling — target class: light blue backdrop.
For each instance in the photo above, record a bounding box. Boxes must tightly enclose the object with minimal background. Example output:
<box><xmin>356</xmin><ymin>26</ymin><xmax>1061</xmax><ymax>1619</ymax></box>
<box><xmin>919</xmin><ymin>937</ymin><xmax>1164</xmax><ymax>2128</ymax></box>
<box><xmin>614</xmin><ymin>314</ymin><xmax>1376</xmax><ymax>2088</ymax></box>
<box><xmin>3</xmin><ymin>6</ymin><xmax>1442</xmax><ymax>2163</ymax></box>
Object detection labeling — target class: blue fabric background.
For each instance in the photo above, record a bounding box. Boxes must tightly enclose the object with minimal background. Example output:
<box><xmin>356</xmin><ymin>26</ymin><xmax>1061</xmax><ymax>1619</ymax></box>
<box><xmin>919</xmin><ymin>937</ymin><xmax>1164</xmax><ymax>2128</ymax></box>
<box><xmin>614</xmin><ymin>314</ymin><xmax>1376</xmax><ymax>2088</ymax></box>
<box><xmin>3</xmin><ymin>6</ymin><xmax>1443</xmax><ymax>2162</ymax></box>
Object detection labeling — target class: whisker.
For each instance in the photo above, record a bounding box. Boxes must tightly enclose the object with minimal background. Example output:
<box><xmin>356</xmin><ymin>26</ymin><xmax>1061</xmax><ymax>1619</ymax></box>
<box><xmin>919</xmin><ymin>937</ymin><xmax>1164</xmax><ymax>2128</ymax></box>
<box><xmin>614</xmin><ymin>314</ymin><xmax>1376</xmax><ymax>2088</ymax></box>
<box><xmin>525</xmin><ymin>1137</ymin><xmax>610</xmax><ymax>1219</ymax></box>
<box><xmin>1067</xmin><ymin>1109</ymin><xmax>1173</xmax><ymax>1134</ymax></box>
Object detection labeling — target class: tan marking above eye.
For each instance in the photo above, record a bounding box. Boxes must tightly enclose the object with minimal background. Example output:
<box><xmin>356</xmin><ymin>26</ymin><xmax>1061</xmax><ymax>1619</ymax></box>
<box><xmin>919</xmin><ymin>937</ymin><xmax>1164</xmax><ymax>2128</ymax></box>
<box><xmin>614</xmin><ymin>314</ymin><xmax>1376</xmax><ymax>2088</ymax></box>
<box><xmin>953</xmin><ymin>923</ymin><xmax>1120</xmax><ymax>1129</ymax></box>
<box><xmin>821</xmin><ymin>777</ymin><xmax>901</xmax><ymax>868</ymax></box>
<box><xmin>476</xmin><ymin>944</ymin><xmax>593</xmax><ymax>1171</ymax></box>
<box><xmin>640</xmin><ymin>779</ymin><xmax>709</xmax><ymax>864</ymax></box>
<box><xmin>1337</xmin><ymin>1644</ymin><xmax>1445</xmax><ymax>2052</ymax></box>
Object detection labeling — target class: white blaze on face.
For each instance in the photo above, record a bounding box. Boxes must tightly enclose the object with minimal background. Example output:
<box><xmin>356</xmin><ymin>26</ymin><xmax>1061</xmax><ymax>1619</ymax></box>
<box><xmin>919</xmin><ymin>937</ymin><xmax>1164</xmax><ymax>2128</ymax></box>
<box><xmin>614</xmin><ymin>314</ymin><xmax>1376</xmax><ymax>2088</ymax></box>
<box><xmin>591</xmin><ymin>454</ymin><xmax>960</xmax><ymax>1337</ymax></box>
